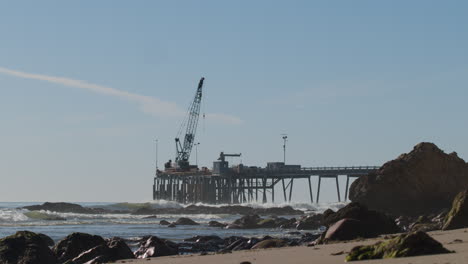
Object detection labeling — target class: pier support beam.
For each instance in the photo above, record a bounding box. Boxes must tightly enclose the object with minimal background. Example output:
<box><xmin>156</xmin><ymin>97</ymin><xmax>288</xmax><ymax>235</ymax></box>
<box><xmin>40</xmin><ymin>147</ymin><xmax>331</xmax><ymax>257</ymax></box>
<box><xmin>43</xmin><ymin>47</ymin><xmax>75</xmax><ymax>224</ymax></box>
<box><xmin>308</xmin><ymin>176</ymin><xmax>313</xmax><ymax>203</ymax></box>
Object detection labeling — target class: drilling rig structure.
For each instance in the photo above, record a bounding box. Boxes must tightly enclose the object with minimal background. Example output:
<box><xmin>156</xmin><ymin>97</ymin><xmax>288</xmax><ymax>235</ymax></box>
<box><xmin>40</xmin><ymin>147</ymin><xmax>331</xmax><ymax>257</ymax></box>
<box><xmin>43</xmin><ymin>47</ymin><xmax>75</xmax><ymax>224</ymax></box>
<box><xmin>174</xmin><ymin>77</ymin><xmax>204</xmax><ymax>171</ymax></box>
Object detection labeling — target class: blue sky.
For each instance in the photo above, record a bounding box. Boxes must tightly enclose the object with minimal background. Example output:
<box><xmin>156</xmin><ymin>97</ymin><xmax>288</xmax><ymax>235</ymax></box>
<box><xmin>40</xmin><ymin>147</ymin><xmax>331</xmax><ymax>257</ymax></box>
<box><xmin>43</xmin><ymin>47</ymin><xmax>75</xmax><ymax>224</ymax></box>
<box><xmin>1</xmin><ymin>1</ymin><xmax>467</xmax><ymax>202</ymax></box>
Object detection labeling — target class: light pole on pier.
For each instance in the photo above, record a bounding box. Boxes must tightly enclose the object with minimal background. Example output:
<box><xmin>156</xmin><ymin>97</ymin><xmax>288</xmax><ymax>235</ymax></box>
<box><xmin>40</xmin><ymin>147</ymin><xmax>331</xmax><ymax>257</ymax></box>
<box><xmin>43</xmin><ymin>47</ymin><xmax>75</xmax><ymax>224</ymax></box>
<box><xmin>155</xmin><ymin>139</ymin><xmax>159</xmax><ymax>175</ymax></box>
<box><xmin>282</xmin><ymin>134</ymin><xmax>288</xmax><ymax>164</ymax></box>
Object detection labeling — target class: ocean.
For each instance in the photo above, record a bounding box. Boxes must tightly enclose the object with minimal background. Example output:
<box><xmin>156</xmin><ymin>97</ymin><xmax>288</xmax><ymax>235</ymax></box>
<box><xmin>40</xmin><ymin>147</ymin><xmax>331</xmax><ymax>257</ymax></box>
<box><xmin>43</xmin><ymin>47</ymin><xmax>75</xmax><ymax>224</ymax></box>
<box><xmin>0</xmin><ymin>201</ymin><xmax>346</xmax><ymax>245</ymax></box>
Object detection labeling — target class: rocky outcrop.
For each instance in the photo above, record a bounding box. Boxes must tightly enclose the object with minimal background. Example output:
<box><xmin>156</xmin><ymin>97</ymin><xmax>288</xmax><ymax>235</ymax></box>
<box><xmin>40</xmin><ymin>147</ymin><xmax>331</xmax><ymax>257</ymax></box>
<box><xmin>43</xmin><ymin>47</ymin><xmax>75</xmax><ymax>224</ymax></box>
<box><xmin>350</xmin><ymin>143</ymin><xmax>468</xmax><ymax>216</ymax></box>
<box><xmin>345</xmin><ymin>231</ymin><xmax>451</xmax><ymax>261</ymax></box>
<box><xmin>53</xmin><ymin>232</ymin><xmax>106</xmax><ymax>263</ymax></box>
<box><xmin>159</xmin><ymin>220</ymin><xmax>171</xmax><ymax>225</ymax></box>
<box><xmin>251</xmin><ymin>239</ymin><xmax>287</xmax><ymax>249</ymax></box>
<box><xmin>71</xmin><ymin>237</ymin><xmax>134</xmax><ymax>264</ymax></box>
<box><xmin>134</xmin><ymin>236</ymin><xmax>179</xmax><ymax>258</ymax></box>
<box><xmin>23</xmin><ymin>202</ymin><xmax>108</xmax><ymax>214</ymax></box>
<box><xmin>174</xmin><ymin>217</ymin><xmax>199</xmax><ymax>225</ymax></box>
<box><xmin>443</xmin><ymin>189</ymin><xmax>468</xmax><ymax>230</ymax></box>
<box><xmin>227</xmin><ymin>215</ymin><xmax>298</xmax><ymax>229</ymax></box>
<box><xmin>0</xmin><ymin>231</ymin><xmax>57</xmax><ymax>264</ymax></box>
<box><xmin>323</xmin><ymin>202</ymin><xmax>398</xmax><ymax>236</ymax></box>
<box><xmin>295</xmin><ymin>214</ymin><xmax>323</xmax><ymax>230</ymax></box>
<box><xmin>322</xmin><ymin>218</ymin><xmax>369</xmax><ymax>242</ymax></box>
<box><xmin>132</xmin><ymin>205</ymin><xmax>303</xmax><ymax>216</ymax></box>
<box><xmin>208</xmin><ymin>220</ymin><xmax>227</xmax><ymax>228</ymax></box>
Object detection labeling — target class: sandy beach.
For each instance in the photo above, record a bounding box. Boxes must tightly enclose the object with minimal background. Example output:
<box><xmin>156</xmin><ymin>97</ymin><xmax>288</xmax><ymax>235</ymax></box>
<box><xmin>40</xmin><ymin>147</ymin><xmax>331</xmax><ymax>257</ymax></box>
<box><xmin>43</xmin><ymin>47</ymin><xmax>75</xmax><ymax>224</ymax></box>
<box><xmin>115</xmin><ymin>228</ymin><xmax>468</xmax><ymax>264</ymax></box>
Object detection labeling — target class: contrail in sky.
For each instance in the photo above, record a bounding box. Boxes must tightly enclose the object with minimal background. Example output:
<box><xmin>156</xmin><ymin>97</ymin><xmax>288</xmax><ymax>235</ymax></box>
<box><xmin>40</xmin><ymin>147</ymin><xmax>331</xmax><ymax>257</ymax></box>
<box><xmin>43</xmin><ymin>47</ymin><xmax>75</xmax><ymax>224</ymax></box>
<box><xmin>0</xmin><ymin>67</ymin><xmax>242</xmax><ymax>124</ymax></box>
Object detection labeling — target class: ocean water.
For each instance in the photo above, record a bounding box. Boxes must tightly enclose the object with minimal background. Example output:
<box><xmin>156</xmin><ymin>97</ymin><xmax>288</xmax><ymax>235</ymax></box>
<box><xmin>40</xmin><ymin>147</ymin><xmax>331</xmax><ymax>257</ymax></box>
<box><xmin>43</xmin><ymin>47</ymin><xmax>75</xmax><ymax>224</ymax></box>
<box><xmin>0</xmin><ymin>201</ymin><xmax>346</xmax><ymax>243</ymax></box>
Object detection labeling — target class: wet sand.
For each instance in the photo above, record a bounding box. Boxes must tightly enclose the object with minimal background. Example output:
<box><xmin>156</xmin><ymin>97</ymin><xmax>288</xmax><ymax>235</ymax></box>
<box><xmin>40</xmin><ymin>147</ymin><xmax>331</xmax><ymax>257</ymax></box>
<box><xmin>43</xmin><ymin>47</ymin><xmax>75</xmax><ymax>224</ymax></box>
<box><xmin>116</xmin><ymin>228</ymin><xmax>468</xmax><ymax>264</ymax></box>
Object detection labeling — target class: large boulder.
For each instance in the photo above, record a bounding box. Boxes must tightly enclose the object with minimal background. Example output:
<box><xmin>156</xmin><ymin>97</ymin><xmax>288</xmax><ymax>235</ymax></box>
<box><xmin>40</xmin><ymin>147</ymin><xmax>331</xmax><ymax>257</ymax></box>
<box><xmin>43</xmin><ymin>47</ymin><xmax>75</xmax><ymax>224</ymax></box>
<box><xmin>174</xmin><ymin>217</ymin><xmax>199</xmax><ymax>225</ymax></box>
<box><xmin>350</xmin><ymin>142</ymin><xmax>468</xmax><ymax>216</ymax></box>
<box><xmin>71</xmin><ymin>237</ymin><xmax>134</xmax><ymax>264</ymax></box>
<box><xmin>0</xmin><ymin>231</ymin><xmax>58</xmax><ymax>264</ymax></box>
<box><xmin>345</xmin><ymin>231</ymin><xmax>451</xmax><ymax>261</ymax></box>
<box><xmin>443</xmin><ymin>189</ymin><xmax>468</xmax><ymax>230</ymax></box>
<box><xmin>232</xmin><ymin>215</ymin><xmax>262</xmax><ymax>229</ymax></box>
<box><xmin>296</xmin><ymin>214</ymin><xmax>323</xmax><ymax>230</ymax></box>
<box><xmin>323</xmin><ymin>218</ymin><xmax>369</xmax><ymax>242</ymax></box>
<box><xmin>134</xmin><ymin>236</ymin><xmax>179</xmax><ymax>258</ymax></box>
<box><xmin>53</xmin><ymin>232</ymin><xmax>106</xmax><ymax>263</ymax></box>
<box><xmin>323</xmin><ymin>202</ymin><xmax>399</xmax><ymax>236</ymax></box>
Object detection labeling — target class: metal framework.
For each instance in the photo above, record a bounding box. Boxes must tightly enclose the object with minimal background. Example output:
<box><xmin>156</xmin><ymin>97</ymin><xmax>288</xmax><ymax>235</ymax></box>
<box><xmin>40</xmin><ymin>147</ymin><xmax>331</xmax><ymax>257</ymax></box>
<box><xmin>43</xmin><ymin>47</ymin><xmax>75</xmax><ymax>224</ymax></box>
<box><xmin>175</xmin><ymin>77</ymin><xmax>204</xmax><ymax>169</ymax></box>
<box><xmin>153</xmin><ymin>166</ymin><xmax>379</xmax><ymax>204</ymax></box>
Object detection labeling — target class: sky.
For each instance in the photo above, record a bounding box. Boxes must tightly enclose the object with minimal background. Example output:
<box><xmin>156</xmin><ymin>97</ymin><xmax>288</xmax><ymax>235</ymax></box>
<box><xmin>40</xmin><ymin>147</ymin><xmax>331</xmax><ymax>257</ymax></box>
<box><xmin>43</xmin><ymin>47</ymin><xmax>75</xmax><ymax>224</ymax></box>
<box><xmin>1</xmin><ymin>1</ymin><xmax>468</xmax><ymax>203</ymax></box>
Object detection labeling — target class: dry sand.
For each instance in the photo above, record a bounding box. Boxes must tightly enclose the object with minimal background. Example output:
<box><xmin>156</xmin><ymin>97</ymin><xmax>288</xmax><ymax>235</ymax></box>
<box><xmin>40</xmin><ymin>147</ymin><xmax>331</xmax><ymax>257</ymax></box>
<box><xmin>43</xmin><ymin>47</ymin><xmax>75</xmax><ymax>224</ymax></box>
<box><xmin>115</xmin><ymin>229</ymin><xmax>468</xmax><ymax>264</ymax></box>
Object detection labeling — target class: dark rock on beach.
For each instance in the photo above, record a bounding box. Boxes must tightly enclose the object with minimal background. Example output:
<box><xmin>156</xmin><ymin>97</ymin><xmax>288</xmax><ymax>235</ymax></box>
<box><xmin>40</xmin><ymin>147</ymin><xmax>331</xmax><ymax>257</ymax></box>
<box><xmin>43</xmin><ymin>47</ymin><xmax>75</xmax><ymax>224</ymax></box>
<box><xmin>296</xmin><ymin>214</ymin><xmax>324</xmax><ymax>230</ymax></box>
<box><xmin>324</xmin><ymin>202</ymin><xmax>398</xmax><ymax>235</ymax></box>
<box><xmin>322</xmin><ymin>218</ymin><xmax>370</xmax><ymax>242</ymax></box>
<box><xmin>134</xmin><ymin>236</ymin><xmax>179</xmax><ymax>258</ymax></box>
<box><xmin>0</xmin><ymin>231</ymin><xmax>58</xmax><ymax>264</ymax></box>
<box><xmin>38</xmin><ymin>233</ymin><xmax>55</xmax><ymax>247</ymax></box>
<box><xmin>53</xmin><ymin>232</ymin><xmax>106</xmax><ymax>263</ymax></box>
<box><xmin>345</xmin><ymin>231</ymin><xmax>451</xmax><ymax>261</ymax></box>
<box><xmin>350</xmin><ymin>142</ymin><xmax>468</xmax><ymax>216</ymax></box>
<box><xmin>443</xmin><ymin>189</ymin><xmax>468</xmax><ymax>230</ymax></box>
<box><xmin>251</xmin><ymin>239</ymin><xmax>287</xmax><ymax>249</ymax></box>
<box><xmin>71</xmin><ymin>237</ymin><xmax>134</xmax><ymax>264</ymax></box>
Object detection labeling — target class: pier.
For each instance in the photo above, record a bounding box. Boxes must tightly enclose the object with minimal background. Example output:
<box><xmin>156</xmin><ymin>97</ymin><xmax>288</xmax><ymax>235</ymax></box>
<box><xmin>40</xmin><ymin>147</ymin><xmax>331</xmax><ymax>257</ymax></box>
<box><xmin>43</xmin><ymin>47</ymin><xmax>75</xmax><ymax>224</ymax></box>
<box><xmin>153</xmin><ymin>161</ymin><xmax>379</xmax><ymax>204</ymax></box>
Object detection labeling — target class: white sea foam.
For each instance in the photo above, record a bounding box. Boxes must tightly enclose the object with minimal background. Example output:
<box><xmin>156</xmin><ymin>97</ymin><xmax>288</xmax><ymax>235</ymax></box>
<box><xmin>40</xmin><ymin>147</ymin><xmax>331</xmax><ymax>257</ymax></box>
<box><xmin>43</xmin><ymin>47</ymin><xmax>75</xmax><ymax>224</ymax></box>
<box><xmin>0</xmin><ymin>208</ymin><xmax>28</xmax><ymax>222</ymax></box>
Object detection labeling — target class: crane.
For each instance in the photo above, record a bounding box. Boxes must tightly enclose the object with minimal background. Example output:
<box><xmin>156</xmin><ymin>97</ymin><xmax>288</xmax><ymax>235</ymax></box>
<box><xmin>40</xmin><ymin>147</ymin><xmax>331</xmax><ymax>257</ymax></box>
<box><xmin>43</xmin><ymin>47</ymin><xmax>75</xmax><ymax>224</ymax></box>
<box><xmin>174</xmin><ymin>77</ymin><xmax>204</xmax><ymax>170</ymax></box>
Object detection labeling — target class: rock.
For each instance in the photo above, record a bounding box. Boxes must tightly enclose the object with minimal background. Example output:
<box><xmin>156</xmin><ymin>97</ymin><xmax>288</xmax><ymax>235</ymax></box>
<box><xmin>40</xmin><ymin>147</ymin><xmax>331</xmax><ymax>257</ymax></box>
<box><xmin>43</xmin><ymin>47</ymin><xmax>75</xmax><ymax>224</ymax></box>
<box><xmin>184</xmin><ymin>235</ymin><xmax>222</xmax><ymax>243</ymax></box>
<box><xmin>106</xmin><ymin>237</ymin><xmax>135</xmax><ymax>260</ymax></box>
<box><xmin>53</xmin><ymin>232</ymin><xmax>106</xmax><ymax>263</ymax></box>
<box><xmin>225</xmin><ymin>238</ymin><xmax>249</xmax><ymax>251</ymax></box>
<box><xmin>168</xmin><ymin>223</ymin><xmax>176</xmax><ymax>228</ymax></box>
<box><xmin>175</xmin><ymin>217</ymin><xmax>199</xmax><ymax>225</ymax></box>
<box><xmin>296</xmin><ymin>214</ymin><xmax>323</xmax><ymax>230</ymax></box>
<box><xmin>350</xmin><ymin>142</ymin><xmax>468</xmax><ymax>216</ymax></box>
<box><xmin>443</xmin><ymin>189</ymin><xmax>468</xmax><ymax>230</ymax></box>
<box><xmin>23</xmin><ymin>202</ymin><xmax>104</xmax><ymax>214</ymax></box>
<box><xmin>143</xmin><ymin>215</ymin><xmax>158</xmax><ymax>219</ymax></box>
<box><xmin>256</xmin><ymin>218</ymin><xmax>277</xmax><ymax>228</ymax></box>
<box><xmin>322</xmin><ymin>202</ymin><xmax>399</xmax><ymax>236</ymax></box>
<box><xmin>232</xmin><ymin>215</ymin><xmax>262</xmax><ymax>229</ymax></box>
<box><xmin>0</xmin><ymin>231</ymin><xmax>57</xmax><ymax>264</ymax></box>
<box><xmin>299</xmin><ymin>233</ymin><xmax>321</xmax><ymax>243</ymax></box>
<box><xmin>345</xmin><ymin>231</ymin><xmax>451</xmax><ymax>261</ymax></box>
<box><xmin>409</xmin><ymin>214</ymin><xmax>443</xmax><ymax>232</ymax></box>
<box><xmin>251</xmin><ymin>206</ymin><xmax>303</xmax><ymax>216</ymax></box>
<box><xmin>322</xmin><ymin>218</ymin><xmax>369</xmax><ymax>242</ymax></box>
<box><xmin>130</xmin><ymin>204</ymin><xmax>303</xmax><ymax>216</ymax></box>
<box><xmin>71</xmin><ymin>237</ymin><xmax>134</xmax><ymax>264</ymax></box>
<box><xmin>38</xmin><ymin>233</ymin><xmax>55</xmax><ymax>246</ymax></box>
<box><xmin>134</xmin><ymin>236</ymin><xmax>179</xmax><ymax>258</ymax></box>
<box><xmin>251</xmin><ymin>239</ymin><xmax>287</xmax><ymax>249</ymax></box>
<box><xmin>279</xmin><ymin>218</ymin><xmax>297</xmax><ymax>229</ymax></box>
<box><xmin>160</xmin><ymin>220</ymin><xmax>171</xmax><ymax>225</ymax></box>
<box><xmin>208</xmin><ymin>220</ymin><xmax>227</xmax><ymax>228</ymax></box>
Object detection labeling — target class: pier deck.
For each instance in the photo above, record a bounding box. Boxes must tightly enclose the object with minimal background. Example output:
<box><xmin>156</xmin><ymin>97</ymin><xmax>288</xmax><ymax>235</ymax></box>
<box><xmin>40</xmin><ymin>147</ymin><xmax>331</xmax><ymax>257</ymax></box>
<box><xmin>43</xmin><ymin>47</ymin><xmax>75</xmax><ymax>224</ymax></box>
<box><xmin>153</xmin><ymin>166</ymin><xmax>379</xmax><ymax>204</ymax></box>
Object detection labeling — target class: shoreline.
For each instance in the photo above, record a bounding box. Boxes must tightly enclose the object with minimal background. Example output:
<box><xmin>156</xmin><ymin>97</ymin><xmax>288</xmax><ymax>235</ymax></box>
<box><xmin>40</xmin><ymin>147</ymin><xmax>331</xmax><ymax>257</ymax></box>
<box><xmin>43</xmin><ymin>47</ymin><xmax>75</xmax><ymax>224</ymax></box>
<box><xmin>115</xmin><ymin>229</ymin><xmax>468</xmax><ymax>264</ymax></box>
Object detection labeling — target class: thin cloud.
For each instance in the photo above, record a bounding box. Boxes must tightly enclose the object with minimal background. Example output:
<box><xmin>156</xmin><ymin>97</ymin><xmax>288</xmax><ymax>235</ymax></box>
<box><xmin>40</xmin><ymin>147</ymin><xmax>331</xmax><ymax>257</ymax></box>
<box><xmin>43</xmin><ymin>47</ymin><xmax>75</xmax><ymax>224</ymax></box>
<box><xmin>0</xmin><ymin>67</ymin><xmax>242</xmax><ymax>124</ymax></box>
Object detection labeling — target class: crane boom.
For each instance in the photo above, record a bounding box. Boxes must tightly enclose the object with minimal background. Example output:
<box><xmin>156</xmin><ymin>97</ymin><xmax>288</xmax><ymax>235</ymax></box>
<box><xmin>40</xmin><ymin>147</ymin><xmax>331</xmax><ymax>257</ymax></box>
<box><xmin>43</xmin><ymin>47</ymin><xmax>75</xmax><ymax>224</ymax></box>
<box><xmin>175</xmin><ymin>77</ymin><xmax>204</xmax><ymax>170</ymax></box>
